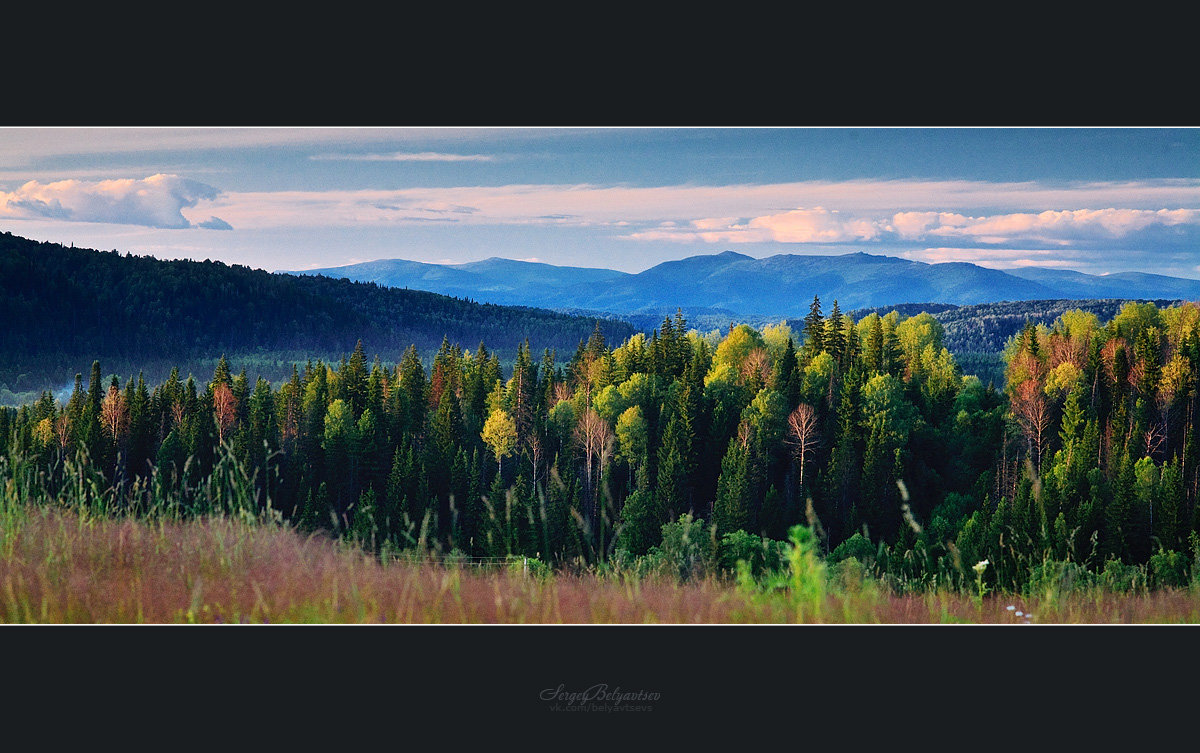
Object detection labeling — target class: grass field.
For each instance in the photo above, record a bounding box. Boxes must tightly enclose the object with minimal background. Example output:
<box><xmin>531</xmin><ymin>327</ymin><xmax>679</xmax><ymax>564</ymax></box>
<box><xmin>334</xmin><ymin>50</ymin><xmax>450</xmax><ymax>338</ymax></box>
<box><xmin>4</xmin><ymin>500</ymin><xmax>1200</xmax><ymax>624</ymax></box>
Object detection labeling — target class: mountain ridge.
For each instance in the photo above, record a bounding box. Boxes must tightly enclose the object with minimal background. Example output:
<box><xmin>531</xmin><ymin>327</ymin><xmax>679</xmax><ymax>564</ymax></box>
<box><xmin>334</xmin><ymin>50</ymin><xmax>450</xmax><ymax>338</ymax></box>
<box><xmin>283</xmin><ymin>250</ymin><xmax>1198</xmax><ymax>317</ymax></box>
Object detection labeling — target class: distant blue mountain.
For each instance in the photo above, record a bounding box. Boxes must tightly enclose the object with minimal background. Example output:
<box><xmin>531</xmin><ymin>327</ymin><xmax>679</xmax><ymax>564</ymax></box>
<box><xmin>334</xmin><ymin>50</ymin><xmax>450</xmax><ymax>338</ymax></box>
<box><xmin>286</xmin><ymin>256</ymin><xmax>629</xmax><ymax>308</ymax></box>
<box><xmin>1004</xmin><ymin>267</ymin><xmax>1200</xmax><ymax>300</ymax></box>
<box><xmin>281</xmin><ymin>251</ymin><xmax>1200</xmax><ymax>319</ymax></box>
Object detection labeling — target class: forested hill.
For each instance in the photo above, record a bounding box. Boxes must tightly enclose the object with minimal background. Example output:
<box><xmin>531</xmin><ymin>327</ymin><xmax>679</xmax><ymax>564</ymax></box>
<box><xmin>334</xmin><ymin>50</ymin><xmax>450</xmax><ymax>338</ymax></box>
<box><xmin>810</xmin><ymin>298</ymin><xmax>1184</xmax><ymax>387</ymax></box>
<box><xmin>843</xmin><ymin>298</ymin><xmax>1186</xmax><ymax>355</ymax></box>
<box><xmin>0</xmin><ymin>232</ymin><xmax>635</xmax><ymax>402</ymax></box>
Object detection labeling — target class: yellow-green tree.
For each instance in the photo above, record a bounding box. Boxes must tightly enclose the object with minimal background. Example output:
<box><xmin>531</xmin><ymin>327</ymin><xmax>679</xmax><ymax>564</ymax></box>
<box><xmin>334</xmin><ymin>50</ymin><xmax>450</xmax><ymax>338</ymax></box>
<box><xmin>481</xmin><ymin>408</ymin><xmax>518</xmax><ymax>475</ymax></box>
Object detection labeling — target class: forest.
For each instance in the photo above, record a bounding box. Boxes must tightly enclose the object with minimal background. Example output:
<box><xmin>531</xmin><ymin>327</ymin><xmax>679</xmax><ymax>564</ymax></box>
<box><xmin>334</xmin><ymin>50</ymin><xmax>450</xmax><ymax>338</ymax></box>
<box><xmin>6</xmin><ymin>293</ymin><xmax>1200</xmax><ymax>595</ymax></box>
<box><xmin>0</xmin><ymin>232</ymin><xmax>634</xmax><ymax>404</ymax></box>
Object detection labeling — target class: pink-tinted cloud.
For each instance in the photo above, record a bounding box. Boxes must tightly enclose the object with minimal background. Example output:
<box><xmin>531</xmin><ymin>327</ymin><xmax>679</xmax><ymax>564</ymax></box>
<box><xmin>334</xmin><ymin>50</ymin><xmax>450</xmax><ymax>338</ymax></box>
<box><xmin>890</xmin><ymin>208</ymin><xmax>1200</xmax><ymax>244</ymax></box>
<box><xmin>21</xmin><ymin>175</ymin><xmax>1199</xmax><ymax>251</ymax></box>
<box><xmin>748</xmin><ymin>208</ymin><xmax>884</xmax><ymax>243</ymax></box>
<box><xmin>0</xmin><ymin>174</ymin><xmax>225</xmax><ymax>229</ymax></box>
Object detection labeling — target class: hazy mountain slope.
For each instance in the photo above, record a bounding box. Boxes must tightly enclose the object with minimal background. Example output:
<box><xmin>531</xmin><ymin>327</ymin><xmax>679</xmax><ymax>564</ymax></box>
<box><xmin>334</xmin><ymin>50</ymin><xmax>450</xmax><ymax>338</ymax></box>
<box><xmin>0</xmin><ymin>232</ymin><xmax>635</xmax><ymax>402</ymax></box>
<box><xmin>1006</xmin><ymin>268</ymin><xmax>1200</xmax><ymax>299</ymax></box>
<box><xmin>287</xmin><ymin>256</ymin><xmax>630</xmax><ymax>308</ymax></box>
<box><xmin>288</xmin><ymin>250</ymin><xmax>1135</xmax><ymax>317</ymax></box>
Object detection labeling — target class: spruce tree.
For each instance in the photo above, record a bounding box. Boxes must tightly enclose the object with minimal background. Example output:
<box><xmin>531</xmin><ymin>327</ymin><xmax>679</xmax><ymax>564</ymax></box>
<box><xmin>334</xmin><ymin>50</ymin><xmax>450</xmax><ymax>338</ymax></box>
<box><xmin>713</xmin><ymin>434</ymin><xmax>752</xmax><ymax>538</ymax></box>
<box><xmin>655</xmin><ymin>413</ymin><xmax>691</xmax><ymax>526</ymax></box>
<box><xmin>398</xmin><ymin>345</ymin><xmax>428</xmax><ymax>437</ymax></box>
<box><xmin>803</xmin><ymin>296</ymin><xmax>824</xmax><ymax>358</ymax></box>
<box><xmin>83</xmin><ymin>360</ymin><xmax>104</xmax><ymax>463</ymax></box>
<box><xmin>866</xmin><ymin>315</ymin><xmax>884</xmax><ymax>373</ymax></box>
<box><xmin>825</xmin><ymin>300</ymin><xmax>845</xmax><ymax>366</ymax></box>
<box><xmin>343</xmin><ymin>339</ymin><xmax>368</xmax><ymax>416</ymax></box>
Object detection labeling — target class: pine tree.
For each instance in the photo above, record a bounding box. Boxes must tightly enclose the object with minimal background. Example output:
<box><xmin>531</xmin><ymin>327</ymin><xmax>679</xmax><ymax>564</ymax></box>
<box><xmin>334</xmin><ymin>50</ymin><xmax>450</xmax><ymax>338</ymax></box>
<box><xmin>713</xmin><ymin>433</ymin><xmax>752</xmax><ymax>537</ymax></box>
<box><xmin>882</xmin><ymin>319</ymin><xmax>901</xmax><ymax>376</ymax></box>
<box><xmin>825</xmin><ymin>300</ymin><xmax>845</xmax><ymax>367</ymax></box>
<box><xmin>774</xmin><ymin>337</ymin><xmax>800</xmax><ymax>408</ymax></box>
<box><xmin>398</xmin><ymin>345</ymin><xmax>428</xmax><ymax>438</ymax></box>
<box><xmin>383</xmin><ymin>448</ymin><xmax>407</xmax><ymax>544</ymax></box>
<box><xmin>83</xmin><ymin>360</ymin><xmax>104</xmax><ymax>464</ymax></box>
<box><xmin>866</xmin><ymin>315</ymin><xmax>884</xmax><ymax>373</ymax></box>
<box><xmin>655</xmin><ymin>413</ymin><xmax>692</xmax><ymax>526</ymax></box>
<box><xmin>127</xmin><ymin>373</ymin><xmax>153</xmax><ymax>479</ymax></box>
<box><xmin>803</xmin><ymin>295</ymin><xmax>824</xmax><ymax>358</ymax></box>
<box><xmin>508</xmin><ymin>339</ymin><xmax>538</xmax><ymax>443</ymax></box>
<box><xmin>350</xmin><ymin>487</ymin><xmax>379</xmax><ymax>551</ymax></box>
<box><xmin>343</xmin><ymin>339</ymin><xmax>369</xmax><ymax>416</ymax></box>
<box><xmin>211</xmin><ymin>355</ymin><xmax>232</xmax><ymax>388</ymax></box>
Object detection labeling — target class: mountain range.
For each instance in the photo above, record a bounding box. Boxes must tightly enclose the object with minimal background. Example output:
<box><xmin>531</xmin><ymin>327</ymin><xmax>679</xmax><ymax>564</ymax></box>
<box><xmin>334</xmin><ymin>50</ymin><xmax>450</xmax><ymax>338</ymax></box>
<box><xmin>284</xmin><ymin>250</ymin><xmax>1200</xmax><ymax>321</ymax></box>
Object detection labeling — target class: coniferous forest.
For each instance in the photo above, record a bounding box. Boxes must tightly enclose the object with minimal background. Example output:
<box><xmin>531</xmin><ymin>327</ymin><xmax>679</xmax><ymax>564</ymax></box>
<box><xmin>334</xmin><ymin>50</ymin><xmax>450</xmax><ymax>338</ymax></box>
<box><xmin>8</xmin><ymin>260</ymin><xmax>1200</xmax><ymax>598</ymax></box>
<box><xmin>0</xmin><ymin>232</ymin><xmax>634</xmax><ymax>404</ymax></box>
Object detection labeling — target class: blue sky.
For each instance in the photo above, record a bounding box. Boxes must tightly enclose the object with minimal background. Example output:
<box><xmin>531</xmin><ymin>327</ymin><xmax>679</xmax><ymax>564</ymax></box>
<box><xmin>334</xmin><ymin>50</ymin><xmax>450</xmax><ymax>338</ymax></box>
<box><xmin>2</xmin><ymin>127</ymin><xmax>1199</xmax><ymax>277</ymax></box>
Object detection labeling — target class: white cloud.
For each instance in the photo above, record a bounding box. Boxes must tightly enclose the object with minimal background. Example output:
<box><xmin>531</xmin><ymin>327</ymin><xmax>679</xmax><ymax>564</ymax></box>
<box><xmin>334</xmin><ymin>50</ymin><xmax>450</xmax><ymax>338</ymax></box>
<box><xmin>889</xmin><ymin>208</ymin><xmax>1200</xmax><ymax>244</ymax></box>
<box><xmin>13</xmin><ymin>175</ymin><xmax>1200</xmax><ymax>255</ymax></box>
<box><xmin>0</xmin><ymin>174</ymin><xmax>226</xmax><ymax>229</ymax></box>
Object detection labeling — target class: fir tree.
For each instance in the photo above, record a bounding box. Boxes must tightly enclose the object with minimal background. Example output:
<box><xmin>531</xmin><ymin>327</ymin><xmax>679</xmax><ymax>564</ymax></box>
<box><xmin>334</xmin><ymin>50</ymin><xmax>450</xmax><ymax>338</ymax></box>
<box><xmin>713</xmin><ymin>433</ymin><xmax>752</xmax><ymax>537</ymax></box>
<box><xmin>803</xmin><ymin>295</ymin><xmax>824</xmax><ymax>358</ymax></box>
<box><xmin>825</xmin><ymin>300</ymin><xmax>845</xmax><ymax>367</ymax></box>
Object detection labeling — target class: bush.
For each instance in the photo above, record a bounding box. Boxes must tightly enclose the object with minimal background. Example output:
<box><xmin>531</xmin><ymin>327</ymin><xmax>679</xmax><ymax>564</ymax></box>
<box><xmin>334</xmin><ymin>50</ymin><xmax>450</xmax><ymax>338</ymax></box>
<box><xmin>785</xmin><ymin>525</ymin><xmax>826</xmax><ymax>619</ymax></box>
<box><xmin>1100</xmin><ymin>557</ymin><xmax>1145</xmax><ymax>593</ymax></box>
<box><xmin>828</xmin><ymin>532</ymin><xmax>876</xmax><ymax>566</ymax></box>
<box><xmin>645</xmin><ymin>513</ymin><xmax>716</xmax><ymax>582</ymax></box>
<box><xmin>1148</xmin><ymin>550</ymin><xmax>1189</xmax><ymax>590</ymax></box>
<box><xmin>1027</xmin><ymin>559</ymin><xmax>1097</xmax><ymax>598</ymax></box>
<box><xmin>507</xmin><ymin>554</ymin><xmax>551</xmax><ymax>579</ymax></box>
<box><xmin>717</xmin><ymin>530</ymin><xmax>786</xmax><ymax>577</ymax></box>
<box><xmin>827</xmin><ymin>556</ymin><xmax>868</xmax><ymax>594</ymax></box>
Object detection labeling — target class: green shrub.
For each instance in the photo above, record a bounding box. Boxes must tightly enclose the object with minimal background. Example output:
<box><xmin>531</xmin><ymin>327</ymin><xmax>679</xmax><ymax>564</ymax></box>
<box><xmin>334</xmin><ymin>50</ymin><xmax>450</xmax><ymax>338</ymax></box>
<box><xmin>1100</xmin><ymin>557</ymin><xmax>1145</xmax><ymax>593</ymax></box>
<box><xmin>507</xmin><ymin>554</ymin><xmax>551</xmax><ymax>579</ymax></box>
<box><xmin>717</xmin><ymin>530</ymin><xmax>786</xmax><ymax>577</ymax></box>
<box><xmin>828</xmin><ymin>532</ymin><xmax>876</xmax><ymax>566</ymax></box>
<box><xmin>785</xmin><ymin>524</ymin><xmax>826</xmax><ymax>620</ymax></box>
<box><xmin>827</xmin><ymin>556</ymin><xmax>868</xmax><ymax>594</ymax></box>
<box><xmin>645</xmin><ymin>513</ymin><xmax>716</xmax><ymax>582</ymax></box>
<box><xmin>1027</xmin><ymin>559</ymin><xmax>1097</xmax><ymax>599</ymax></box>
<box><xmin>1148</xmin><ymin>550</ymin><xmax>1189</xmax><ymax>590</ymax></box>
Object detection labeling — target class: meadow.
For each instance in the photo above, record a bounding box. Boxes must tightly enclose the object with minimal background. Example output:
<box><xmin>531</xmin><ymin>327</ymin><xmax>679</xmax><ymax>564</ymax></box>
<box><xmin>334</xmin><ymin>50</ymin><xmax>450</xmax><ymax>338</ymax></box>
<box><xmin>4</xmin><ymin>463</ymin><xmax>1200</xmax><ymax>625</ymax></box>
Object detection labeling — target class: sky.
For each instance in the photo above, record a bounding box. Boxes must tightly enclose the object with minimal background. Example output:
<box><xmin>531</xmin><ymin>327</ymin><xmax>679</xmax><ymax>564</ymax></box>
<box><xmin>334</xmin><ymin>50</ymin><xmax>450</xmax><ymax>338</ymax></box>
<box><xmin>2</xmin><ymin>126</ymin><xmax>1199</xmax><ymax>278</ymax></box>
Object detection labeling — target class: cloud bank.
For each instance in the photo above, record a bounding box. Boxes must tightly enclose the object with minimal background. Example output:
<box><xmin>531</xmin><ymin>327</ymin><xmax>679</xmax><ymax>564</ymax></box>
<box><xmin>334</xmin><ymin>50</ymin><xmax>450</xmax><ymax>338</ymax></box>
<box><xmin>633</xmin><ymin>206</ymin><xmax>1200</xmax><ymax>246</ymax></box>
<box><xmin>6</xmin><ymin>174</ymin><xmax>1200</xmax><ymax>276</ymax></box>
<box><xmin>0</xmin><ymin>174</ymin><xmax>227</xmax><ymax>229</ymax></box>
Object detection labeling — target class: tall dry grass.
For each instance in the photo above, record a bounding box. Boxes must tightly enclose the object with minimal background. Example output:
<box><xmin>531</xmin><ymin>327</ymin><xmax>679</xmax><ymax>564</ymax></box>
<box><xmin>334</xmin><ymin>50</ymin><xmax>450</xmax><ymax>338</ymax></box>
<box><xmin>0</xmin><ymin>504</ymin><xmax>777</xmax><ymax>623</ymax></box>
<box><xmin>5</xmin><ymin>503</ymin><xmax>1200</xmax><ymax>623</ymax></box>
<box><xmin>5</xmin><ymin>452</ymin><xmax>1200</xmax><ymax>623</ymax></box>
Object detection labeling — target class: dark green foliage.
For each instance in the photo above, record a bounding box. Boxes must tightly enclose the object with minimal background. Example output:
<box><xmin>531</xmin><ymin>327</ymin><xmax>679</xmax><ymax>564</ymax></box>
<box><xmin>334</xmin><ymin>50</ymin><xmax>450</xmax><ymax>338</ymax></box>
<box><xmin>645</xmin><ymin>513</ymin><xmax>716</xmax><ymax>581</ymax></box>
<box><xmin>828</xmin><ymin>532</ymin><xmax>877</xmax><ymax>566</ymax></box>
<box><xmin>717</xmin><ymin>529</ymin><xmax>786</xmax><ymax>576</ymax></box>
<box><xmin>0</xmin><ymin>232</ymin><xmax>635</xmax><ymax>404</ymax></box>
<box><xmin>6</xmin><ymin>248</ymin><xmax>1200</xmax><ymax>593</ymax></box>
<box><xmin>713</xmin><ymin>435</ymin><xmax>752</xmax><ymax>538</ymax></box>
